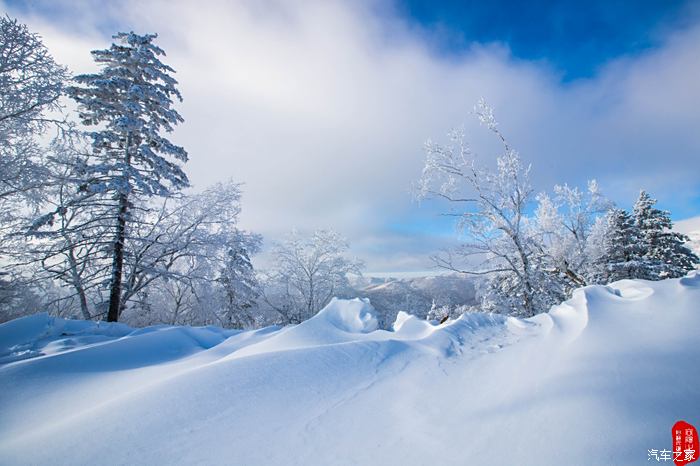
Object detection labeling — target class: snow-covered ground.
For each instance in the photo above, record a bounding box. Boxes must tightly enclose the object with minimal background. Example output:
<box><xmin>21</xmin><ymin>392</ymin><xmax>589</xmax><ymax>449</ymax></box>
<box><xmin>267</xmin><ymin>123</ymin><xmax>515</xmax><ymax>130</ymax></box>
<box><xmin>1</xmin><ymin>275</ymin><xmax>699</xmax><ymax>465</ymax></box>
<box><xmin>676</xmin><ymin>215</ymin><xmax>700</xmax><ymax>257</ymax></box>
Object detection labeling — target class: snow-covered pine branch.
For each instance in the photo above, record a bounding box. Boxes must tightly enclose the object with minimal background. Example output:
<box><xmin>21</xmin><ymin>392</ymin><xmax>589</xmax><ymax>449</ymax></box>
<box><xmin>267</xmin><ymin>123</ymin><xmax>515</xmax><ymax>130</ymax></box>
<box><xmin>632</xmin><ymin>190</ymin><xmax>698</xmax><ymax>279</ymax></box>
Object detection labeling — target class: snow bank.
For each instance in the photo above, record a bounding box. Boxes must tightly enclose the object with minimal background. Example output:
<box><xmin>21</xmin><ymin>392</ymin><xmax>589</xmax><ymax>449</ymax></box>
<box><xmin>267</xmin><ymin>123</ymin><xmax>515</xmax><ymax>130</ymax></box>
<box><xmin>0</xmin><ymin>312</ymin><xmax>235</xmax><ymax>367</ymax></box>
<box><xmin>1</xmin><ymin>275</ymin><xmax>699</xmax><ymax>465</ymax></box>
<box><xmin>318</xmin><ymin>297</ymin><xmax>378</xmax><ymax>333</ymax></box>
<box><xmin>0</xmin><ymin>312</ymin><xmax>134</xmax><ymax>364</ymax></box>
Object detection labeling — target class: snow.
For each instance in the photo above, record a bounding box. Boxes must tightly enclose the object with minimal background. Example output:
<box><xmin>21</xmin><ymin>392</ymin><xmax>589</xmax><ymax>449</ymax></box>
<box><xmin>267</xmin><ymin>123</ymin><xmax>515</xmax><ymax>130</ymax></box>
<box><xmin>1</xmin><ymin>275</ymin><xmax>699</xmax><ymax>465</ymax></box>
<box><xmin>675</xmin><ymin>215</ymin><xmax>700</xmax><ymax>257</ymax></box>
<box><xmin>318</xmin><ymin>297</ymin><xmax>378</xmax><ymax>333</ymax></box>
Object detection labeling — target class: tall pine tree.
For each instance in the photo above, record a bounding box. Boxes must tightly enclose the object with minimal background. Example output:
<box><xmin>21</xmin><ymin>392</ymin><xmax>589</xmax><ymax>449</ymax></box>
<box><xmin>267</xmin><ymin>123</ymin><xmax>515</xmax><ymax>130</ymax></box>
<box><xmin>633</xmin><ymin>191</ymin><xmax>699</xmax><ymax>278</ymax></box>
<box><xmin>218</xmin><ymin>238</ymin><xmax>261</xmax><ymax>328</ymax></box>
<box><xmin>594</xmin><ymin>208</ymin><xmax>649</xmax><ymax>282</ymax></box>
<box><xmin>68</xmin><ymin>32</ymin><xmax>188</xmax><ymax>322</ymax></box>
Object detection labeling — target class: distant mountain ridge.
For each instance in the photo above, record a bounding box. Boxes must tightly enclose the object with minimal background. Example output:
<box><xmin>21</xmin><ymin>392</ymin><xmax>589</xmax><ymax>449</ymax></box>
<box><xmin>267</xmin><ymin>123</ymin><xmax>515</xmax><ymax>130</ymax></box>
<box><xmin>350</xmin><ymin>273</ymin><xmax>479</xmax><ymax>328</ymax></box>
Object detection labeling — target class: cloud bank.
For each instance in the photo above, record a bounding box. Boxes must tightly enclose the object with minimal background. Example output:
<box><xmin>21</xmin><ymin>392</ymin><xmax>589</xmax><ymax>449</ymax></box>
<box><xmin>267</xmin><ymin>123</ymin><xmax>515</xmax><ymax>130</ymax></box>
<box><xmin>6</xmin><ymin>0</ymin><xmax>700</xmax><ymax>272</ymax></box>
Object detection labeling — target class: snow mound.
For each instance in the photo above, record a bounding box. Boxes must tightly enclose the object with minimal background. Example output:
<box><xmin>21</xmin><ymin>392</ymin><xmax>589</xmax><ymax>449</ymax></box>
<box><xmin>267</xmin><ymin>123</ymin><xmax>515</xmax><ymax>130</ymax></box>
<box><xmin>679</xmin><ymin>270</ymin><xmax>700</xmax><ymax>287</ymax></box>
<box><xmin>0</xmin><ymin>312</ymin><xmax>134</xmax><ymax>364</ymax></box>
<box><xmin>220</xmin><ymin>298</ymin><xmax>381</xmax><ymax>359</ymax></box>
<box><xmin>606</xmin><ymin>280</ymin><xmax>655</xmax><ymax>299</ymax></box>
<box><xmin>392</xmin><ymin>310</ymin><xmax>433</xmax><ymax>335</ymax></box>
<box><xmin>1</xmin><ymin>276</ymin><xmax>699</xmax><ymax>465</ymax></box>
<box><xmin>318</xmin><ymin>297</ymin><xmax>378</xmax><ymax>333</ymax></box>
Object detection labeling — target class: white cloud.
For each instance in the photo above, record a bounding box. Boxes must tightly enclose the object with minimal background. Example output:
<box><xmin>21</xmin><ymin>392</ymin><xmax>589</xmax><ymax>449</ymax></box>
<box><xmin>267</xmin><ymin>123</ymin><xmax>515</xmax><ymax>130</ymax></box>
<box><xmin>6</xmin><ymin>0</ymin><xmax>700</xmax><ymax>272</ymax></box>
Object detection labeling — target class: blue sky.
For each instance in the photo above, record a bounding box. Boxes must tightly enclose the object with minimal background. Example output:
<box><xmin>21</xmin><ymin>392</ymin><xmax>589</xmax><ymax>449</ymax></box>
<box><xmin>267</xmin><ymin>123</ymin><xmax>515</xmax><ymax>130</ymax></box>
<box><xmin>5</xmin><ymin>0</ymin><xmax>700</xmax><ymax>273</ymax></box>
<box><xmin>394</xmin><ymin>0</ymin><xmax>695</xmax><ymax>80</ymax></box>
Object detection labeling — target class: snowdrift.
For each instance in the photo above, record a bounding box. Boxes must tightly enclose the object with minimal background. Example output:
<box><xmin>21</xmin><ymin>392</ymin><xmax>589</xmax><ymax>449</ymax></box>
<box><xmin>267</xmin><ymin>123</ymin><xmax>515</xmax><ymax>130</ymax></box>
<box><xmin>1</xmin><ymin>275</ymin><xmax>699</xmax><ymax>465</ymax></box>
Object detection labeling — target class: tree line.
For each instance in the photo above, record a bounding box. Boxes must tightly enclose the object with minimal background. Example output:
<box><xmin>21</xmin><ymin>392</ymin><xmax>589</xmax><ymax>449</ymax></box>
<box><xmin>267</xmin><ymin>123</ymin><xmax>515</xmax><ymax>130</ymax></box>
<box><xmin>1</xmin><ymin>18</ymin><xmax>697</xmax><ymax>327</ymax></box>
<box><xmin>0</xmin><ymin>18</ymin><xmax>360</xmax><ymax>327</ymax></box>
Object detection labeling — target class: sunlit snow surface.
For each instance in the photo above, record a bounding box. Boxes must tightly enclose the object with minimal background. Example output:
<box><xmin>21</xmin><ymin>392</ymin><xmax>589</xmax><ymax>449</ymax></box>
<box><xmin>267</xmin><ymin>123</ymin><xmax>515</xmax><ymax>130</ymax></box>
<box><xmin>1</xmin><ymin>276</ymin><xmax>699</xmax><ymax>465</ymax></box>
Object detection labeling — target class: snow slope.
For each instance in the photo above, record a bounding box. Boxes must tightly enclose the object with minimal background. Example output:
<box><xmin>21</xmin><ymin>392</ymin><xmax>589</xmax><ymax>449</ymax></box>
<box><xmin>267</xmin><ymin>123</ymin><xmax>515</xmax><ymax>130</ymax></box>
<box><xmin>675</xmin><ymin>215</ymin><xmax>700</xmax><ymax>258</ymax></box>
<box><xmin>1</xmin><ymin>276</ymin><xmax>699</xmax><ymax>465</ymax></box>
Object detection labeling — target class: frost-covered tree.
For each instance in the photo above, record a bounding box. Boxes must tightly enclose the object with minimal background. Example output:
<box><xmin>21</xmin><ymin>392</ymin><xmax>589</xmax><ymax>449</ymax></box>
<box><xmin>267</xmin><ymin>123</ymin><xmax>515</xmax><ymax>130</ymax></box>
<box><xmin>591</xmin><ymin>208</ymin><xmax>648</xmax><ymax>282</ymax></box>
<box><xmin>416</xmin><ymin>100</ymin><xmax>555</xmax><ymax>317</ymax></box>
<box><xmin>535</xmin><ymin>180</ymin><xmax>612</xmax><ymax>293</ymax></box>
<box><xmin>425</xmin><ymin>300</ymin><xmax>469</xmax><ymax>324</ymax></box>
<box><xmin>262</xmin><ymin>230</ymin><xmax>363</xmax><ymax>324</ymax></box>
<box><xmin>584</xmin><ymin>215</ymin><xmax>610</xmax><ymax>282</ymax></box>
<box><xmin>68</xmin><ymin>32</ymin><xmax>188</xmax><ymax>322</ymax></box>
<box><xmin>0</xmin><ymin>272</ymin><xmax>46</xmax><ymax>323</ymax></box>
<box><xmin>633</xmin><ymin>190</ymin><xmax>698</xmax><ymax>278</ymax></box>
<box><xmin>0</xmin><ymin>16</ymin><xmax>66</xmax><ymax>138</ymax></box>
<box><xmin>25</xmin><ymin>175</ymin><xmax>261</xmax><ymax>325</ymax></box>
<box><xmin>218</xmin><ymin>237</ymin><xmax>261</xmax><ymax>328</ymax></box>
<box><xmin>24</xmin><ymin>135</ymin><xmax>112</xmax><ymax>320</ymax></box>
<box><xmin>0</xmin><ymin>16</ymin><xmax>69</xmax><ymax>250</ymax></box>
<box><xmin>119</xmin><ymin>181</ymin><xmax>261</xmax><ymax>323</ymax></box>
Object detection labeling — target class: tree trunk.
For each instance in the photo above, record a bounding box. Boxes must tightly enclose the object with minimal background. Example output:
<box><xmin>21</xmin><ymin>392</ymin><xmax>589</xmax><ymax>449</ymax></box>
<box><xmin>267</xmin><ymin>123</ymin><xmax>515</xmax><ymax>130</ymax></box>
<box><xmin>107</xmin><ymin>192</ymin><xmax>128</xmax><ymax>322</ymax></box>
<box><xmin>68</xmin><ymin>250</ymin><xmax>91</xmax><ymax>320</ymax></box>
<box><xmin>77</xmin><ymin>286</ymin><xmax>90</xmax><ymax>320</ymax></box>
<box><xmin>107</xmin><ymin>133</ymin><xmax>132</xmax><ymax>322</ymax></box>
<box><xmin>512</xmin><ymin>232</ymin><xmax>536</xmax><ymax>317</ymax></box>
<box><xmin>69</xmin><ymin>255</ymin><xmax>92</xmax><ymax>320</ymax></box>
